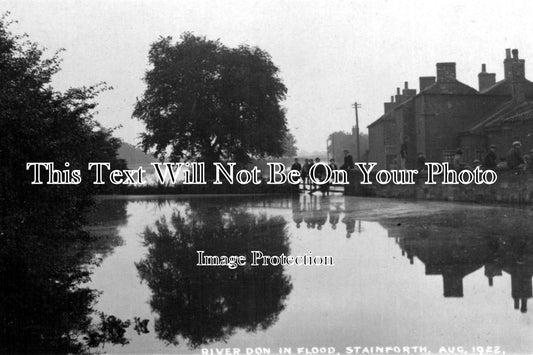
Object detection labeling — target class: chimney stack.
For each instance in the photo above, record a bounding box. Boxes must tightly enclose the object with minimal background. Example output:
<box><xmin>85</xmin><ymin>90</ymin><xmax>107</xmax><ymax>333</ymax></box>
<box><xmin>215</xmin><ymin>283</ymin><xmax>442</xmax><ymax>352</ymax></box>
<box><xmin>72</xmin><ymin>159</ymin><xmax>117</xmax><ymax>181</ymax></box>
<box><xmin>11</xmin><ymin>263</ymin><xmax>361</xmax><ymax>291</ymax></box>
<box><xmin>395</xmin><ymin>87</ymin><xmax>403</xmax><ymax>103</ymax></box>
<box><xmin>419</xmin><ymin>76</ymin><xmax>436</xmax><ymax>91</ymax></box>
<box><xmin>384</xmin><ymin>96</ymin><xmax>396</xmax><ymax>114</ymax></box>
<box><xmin>436</xmin><ymin>63</ymin><xmax>457</xmax><ymax>82</ymax></box>
<box><xmin>504</xmin><ymin>48</ymin><xmax>525</xmax><ymax>82</ymax></box>
<box><xmin>402</xmin><ymin>81</ymin><xmax>417</xmax><ymax>98</ymax></box>
<box><xmin>478</xmin><ymin>64</ymin><xmax>496</xmax><ymax>92</ymax></box>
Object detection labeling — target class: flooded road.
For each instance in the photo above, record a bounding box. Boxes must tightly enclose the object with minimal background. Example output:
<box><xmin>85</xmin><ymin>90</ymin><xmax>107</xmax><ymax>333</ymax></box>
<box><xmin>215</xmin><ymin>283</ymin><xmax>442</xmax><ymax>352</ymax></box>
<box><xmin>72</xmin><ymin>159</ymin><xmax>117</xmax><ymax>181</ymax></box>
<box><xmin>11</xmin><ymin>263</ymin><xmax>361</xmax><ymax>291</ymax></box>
<box><xmin>83</xmin><ymin>196</ymin><xmax>533</xmax><ymax>353</ymax></box>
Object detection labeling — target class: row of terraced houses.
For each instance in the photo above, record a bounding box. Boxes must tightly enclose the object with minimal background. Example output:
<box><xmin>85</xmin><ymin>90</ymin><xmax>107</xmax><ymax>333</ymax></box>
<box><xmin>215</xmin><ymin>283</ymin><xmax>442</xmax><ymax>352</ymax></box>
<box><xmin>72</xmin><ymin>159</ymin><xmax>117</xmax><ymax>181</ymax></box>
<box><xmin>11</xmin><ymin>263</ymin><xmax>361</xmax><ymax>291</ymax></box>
<box><xmin>368</xmin><ymin>49</ymin><xmax>533</xmax><ymax>169</ymax></box>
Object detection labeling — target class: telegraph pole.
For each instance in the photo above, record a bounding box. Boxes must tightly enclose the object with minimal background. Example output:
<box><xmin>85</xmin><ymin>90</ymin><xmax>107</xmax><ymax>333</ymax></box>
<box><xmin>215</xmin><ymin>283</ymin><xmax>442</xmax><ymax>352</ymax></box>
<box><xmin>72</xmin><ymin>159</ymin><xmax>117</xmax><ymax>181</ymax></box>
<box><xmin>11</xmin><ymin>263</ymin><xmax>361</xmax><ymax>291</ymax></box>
<box><xmin>352</xmin><ymin>102</ymin><xmax>361</xmax><ymax>160</ymax></box>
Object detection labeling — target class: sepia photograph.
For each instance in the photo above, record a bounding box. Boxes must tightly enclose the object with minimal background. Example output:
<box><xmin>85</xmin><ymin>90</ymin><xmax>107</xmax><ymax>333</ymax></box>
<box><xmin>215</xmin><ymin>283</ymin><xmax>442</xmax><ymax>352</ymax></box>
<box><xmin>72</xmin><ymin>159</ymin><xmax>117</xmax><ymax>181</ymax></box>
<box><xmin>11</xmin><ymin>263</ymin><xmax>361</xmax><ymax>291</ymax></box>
<box><xmin>2</xmin><ymin>1</ymin><xmax>533</xmax><ymax>354</ymax></box>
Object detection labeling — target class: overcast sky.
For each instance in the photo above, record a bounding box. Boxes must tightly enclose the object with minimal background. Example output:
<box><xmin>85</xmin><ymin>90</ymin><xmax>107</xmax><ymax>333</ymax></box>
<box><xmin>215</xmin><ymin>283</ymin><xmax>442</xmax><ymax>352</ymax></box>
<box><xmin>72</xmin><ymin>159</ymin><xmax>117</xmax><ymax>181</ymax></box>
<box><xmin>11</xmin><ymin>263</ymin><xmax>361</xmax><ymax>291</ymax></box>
<box><xmin>3</xmin><ymin>0</ymin><xmax>533</xmax><ymax>153</ymax></box>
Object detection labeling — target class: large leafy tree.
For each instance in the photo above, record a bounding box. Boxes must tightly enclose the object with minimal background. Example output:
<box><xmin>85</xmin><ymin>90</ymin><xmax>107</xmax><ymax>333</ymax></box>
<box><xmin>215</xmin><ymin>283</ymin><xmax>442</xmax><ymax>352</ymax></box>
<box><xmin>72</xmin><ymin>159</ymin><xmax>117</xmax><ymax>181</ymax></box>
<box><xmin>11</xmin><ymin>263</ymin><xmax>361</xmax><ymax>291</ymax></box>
<box><xmin>0</xmin><ymin>14</ymin><xmax>126</xmax><ymax>230</ymax></box>
<box><xmin>0</xmin><ymin>15</ymin><xmax>130</xmax><ymax>353</ymax></box>
<box><xmin>133</xmin><ymin>33</ymin><xmax>289</xmax><ymax>167</ymax></box>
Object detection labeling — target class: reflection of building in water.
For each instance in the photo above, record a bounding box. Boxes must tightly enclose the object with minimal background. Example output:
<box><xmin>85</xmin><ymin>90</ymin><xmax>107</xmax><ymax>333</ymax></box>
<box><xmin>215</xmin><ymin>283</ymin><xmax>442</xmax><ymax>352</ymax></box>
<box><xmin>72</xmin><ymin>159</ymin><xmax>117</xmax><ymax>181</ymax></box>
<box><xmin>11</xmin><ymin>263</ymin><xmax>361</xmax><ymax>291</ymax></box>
<box><xmin>505</xmin><ymin>264</ymin><xmax>533</xmax><ymax>313</ymax></box>
<box><xmin>397</xmin><ymin>230</ymin><xmax>487</xmax><ymax>297</ymax></box>
<box><xmin>485</xmin><ymin>263</ymin><xmax>502</xmax><ymax>287</ymax></box>
<box><xmin>379</xmin><ymin>211</ymin><xmax>533</xmax><ymax>313</ymax></box>
<box><xmin>289</xmin><ymin>195</ymin><xmax>533</xmax><ymax>313</ymax></box>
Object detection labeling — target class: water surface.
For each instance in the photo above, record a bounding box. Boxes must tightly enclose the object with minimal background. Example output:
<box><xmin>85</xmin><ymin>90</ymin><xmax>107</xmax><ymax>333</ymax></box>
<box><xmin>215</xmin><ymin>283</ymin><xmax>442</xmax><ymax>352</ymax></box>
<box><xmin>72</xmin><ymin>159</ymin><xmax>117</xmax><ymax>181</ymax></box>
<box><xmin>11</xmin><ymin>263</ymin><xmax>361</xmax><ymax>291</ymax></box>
<box><xmin>84</xmin><ymin>195</ymin><xmax>533</xmax><ymax>354</ymax></box>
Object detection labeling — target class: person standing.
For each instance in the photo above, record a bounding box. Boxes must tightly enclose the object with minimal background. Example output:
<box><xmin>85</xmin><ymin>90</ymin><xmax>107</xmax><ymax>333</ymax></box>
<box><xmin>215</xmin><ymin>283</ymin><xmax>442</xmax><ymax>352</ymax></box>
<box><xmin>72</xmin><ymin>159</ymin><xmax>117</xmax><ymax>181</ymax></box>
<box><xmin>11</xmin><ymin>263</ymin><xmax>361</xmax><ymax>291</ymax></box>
<box><xmin>507</xmin><ymin>141</ymin><xmax>525</xmax><ymax>170</ymax></box>
<box><xmin>300</xmin><ymin>159</ymin><xmax>311</xmax><ymax>190</ymax></box>
<box><xmin>328</xmin><ymin>158</ymin><xmax>338</xmax><ymax>170</ymax></box>
<box><xmin>452</xmin><ymin>148</ymin><xmax>464</xmax><ymax>170</ymax></box>
<box><xmin>310</xmin><ymin>157</ymin><xmax>325</xmax><ymax>194</ymax></box>
<box><xmin>291</xmin><ymin>157</ymin><xmax>302</xmax><ymax>172</ymax></box>
<box><xmin>322</xmin><ymin>159</ymin><xmax>338</xmax><ymax>196</ymax></box>
<box><xmin>291</xmin><ymin>158</ymin><xmax>302</xmax><ymax>192</ymax></box>
<box><xmin>340</xmin><ymin>150</ymin><xmax>354</xmax><ymax>170</ymax></box>
<box><xmin>483</xmin><ymin>145</ymin><xmax>497</xmax><ymax>169</ymax></box>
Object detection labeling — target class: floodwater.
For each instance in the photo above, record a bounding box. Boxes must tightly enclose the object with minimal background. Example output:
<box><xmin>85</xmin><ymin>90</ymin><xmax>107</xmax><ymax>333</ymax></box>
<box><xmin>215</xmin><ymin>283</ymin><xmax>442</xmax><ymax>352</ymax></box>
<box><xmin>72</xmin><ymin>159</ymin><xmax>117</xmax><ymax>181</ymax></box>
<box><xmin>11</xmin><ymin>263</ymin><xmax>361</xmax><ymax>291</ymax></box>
<box><xmin>44</xmin><ymin>195</ymin><xmax>533</xmax><ymax>353</ymax></box>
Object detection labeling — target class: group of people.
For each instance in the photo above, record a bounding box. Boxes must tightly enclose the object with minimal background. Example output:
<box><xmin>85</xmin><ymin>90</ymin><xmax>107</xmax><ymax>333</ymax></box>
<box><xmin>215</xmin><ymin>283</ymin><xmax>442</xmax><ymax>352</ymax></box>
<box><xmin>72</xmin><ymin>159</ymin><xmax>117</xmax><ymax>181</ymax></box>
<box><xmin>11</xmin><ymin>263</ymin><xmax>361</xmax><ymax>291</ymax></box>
<box><xmin>452</xmin><ymin>141</ymin><xmax>533</xmax><ymax>171</ymax></box>
<box><xmin>415</xmin><ymin>141</ymin><xmax>533</xmax><ymax>172</ymax></box>
<box><xmin>486</xmin><ymin>141</ymin><xmax>533</xmax><ymax>171</ymax></box>
<box><xmin>290</xmin><ymin>150</ymin><xmax>355</xmax><ymax>195</ymax></box>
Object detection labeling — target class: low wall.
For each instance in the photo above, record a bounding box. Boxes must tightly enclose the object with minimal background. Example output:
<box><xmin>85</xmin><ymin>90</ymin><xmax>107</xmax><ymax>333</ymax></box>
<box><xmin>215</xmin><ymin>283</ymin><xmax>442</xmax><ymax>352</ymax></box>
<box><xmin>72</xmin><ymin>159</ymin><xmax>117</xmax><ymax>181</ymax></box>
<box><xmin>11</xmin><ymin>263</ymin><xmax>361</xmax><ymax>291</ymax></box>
<box><xmin>345</xmin><ymin>169</ymin><xmax>533</xmax><ymax>204</ymax></box>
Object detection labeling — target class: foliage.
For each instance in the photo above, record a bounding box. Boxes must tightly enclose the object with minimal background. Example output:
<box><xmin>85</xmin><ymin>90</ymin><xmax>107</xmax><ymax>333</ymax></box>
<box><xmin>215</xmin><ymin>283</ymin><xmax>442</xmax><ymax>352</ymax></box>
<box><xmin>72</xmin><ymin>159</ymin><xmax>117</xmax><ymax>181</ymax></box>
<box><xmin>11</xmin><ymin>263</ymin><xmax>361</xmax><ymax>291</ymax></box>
<box><xmin>0</xmin><ymin>14</ymin><xmax>130</xmax><ymax>353</ymax></box>
<box><xmin>0</xmin><ymin>13</ymin><xmax>126</xmax><ymax>235</ymax></box>
<box><xmin>0</xmin><ymin>215</ymin><xmax>127</xmax><ymax>353</ymax></box>
<box><xmin>85</xmin><ymin>313</ymin><xmax>132</xmax><ymax>348</ymax></box>
<box><xmin>133</xmin><ymin>33</ymin><xmax>290</xmax><ymax>167</ymax></box>
<box><xmin>282</xmin><ymin>132</ymin><xmax>298</xmax><ymax>157</ymax></box>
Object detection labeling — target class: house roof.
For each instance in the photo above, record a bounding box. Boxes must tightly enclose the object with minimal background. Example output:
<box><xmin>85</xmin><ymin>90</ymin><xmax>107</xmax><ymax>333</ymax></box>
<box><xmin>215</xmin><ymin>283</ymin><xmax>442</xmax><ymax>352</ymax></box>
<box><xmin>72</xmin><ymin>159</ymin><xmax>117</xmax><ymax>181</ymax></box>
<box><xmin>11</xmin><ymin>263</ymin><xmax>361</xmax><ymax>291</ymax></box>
<box><xmin>468</xmin><ymin>99</ymin><xmax>533</xmax><ymax>134</ymax></box>
<box><xmin>481</xmin><ymin>78</ymin><xmax>533</xmax><ymax>97</ymax></box>
<box><xmin>367</xmin><ymin>80</ymin><xmax>479</xmax><ymax>129</ymax></box>
<box><xmin>485</xmin><ymin>100</ymin><xmax>533</xmax><ymax>128</ymax></box>
<box><xmin>421</xmin><ymin>80</ymin><xmax>478</xmax><ymax>95</ymax></box>
<box><xmin>367</xmin><ymin>108</ymin><xmax>394</xmax><ymax>129</ymax></box>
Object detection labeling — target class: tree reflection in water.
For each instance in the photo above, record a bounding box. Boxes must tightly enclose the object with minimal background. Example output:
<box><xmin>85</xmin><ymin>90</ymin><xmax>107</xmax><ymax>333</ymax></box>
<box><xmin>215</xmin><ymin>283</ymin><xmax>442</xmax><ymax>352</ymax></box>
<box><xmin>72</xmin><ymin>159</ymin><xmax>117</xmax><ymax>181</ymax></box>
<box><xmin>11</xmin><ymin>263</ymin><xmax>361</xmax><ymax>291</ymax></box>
<box><xmin>136</xmin><ymin>203</ymin><xmax>293</xmax><ymax>348</ymax></box>
<box><xmin>0</xmin><ymin>198</ymin><xmax>136</xmax><ymax>354</ymax></box>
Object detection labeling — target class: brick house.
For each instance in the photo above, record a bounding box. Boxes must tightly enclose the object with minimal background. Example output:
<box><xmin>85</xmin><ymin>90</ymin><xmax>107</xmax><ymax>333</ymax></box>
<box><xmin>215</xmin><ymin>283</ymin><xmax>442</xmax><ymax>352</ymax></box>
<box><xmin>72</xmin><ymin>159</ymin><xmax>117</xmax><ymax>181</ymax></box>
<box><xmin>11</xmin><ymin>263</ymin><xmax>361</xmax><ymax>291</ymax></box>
<box><xmin>460</xmin><ymin>49</ymin><xmax>533</xmax><ymax>161</ymax></box>
<box><xmin>368</xmin><ymin>49</ymin><xmax>533</xmax><ymax>169</ymax></box>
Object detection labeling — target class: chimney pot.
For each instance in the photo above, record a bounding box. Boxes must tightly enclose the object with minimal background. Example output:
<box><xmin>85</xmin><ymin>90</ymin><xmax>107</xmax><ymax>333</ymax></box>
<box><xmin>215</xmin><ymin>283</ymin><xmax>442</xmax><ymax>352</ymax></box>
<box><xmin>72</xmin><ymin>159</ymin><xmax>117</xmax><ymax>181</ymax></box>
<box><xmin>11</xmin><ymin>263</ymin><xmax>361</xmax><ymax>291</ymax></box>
<box><xmin>482</xmin><ymin>64</ymin><xmax>486</xmax><ymax>72</ymax></box>
<box><xmin>396</xmin><ymin>88</ymin><xmax>400</xmax><ymax>95</ymax></box>
<box><xmin>506</xmin><ymin>48</ymin><xmax>511</xmax><ymax>59</ymax></box>
<box><xmin>404</xmin><ymin>81</ymin><xmax>408</xmax><ymax>89</ymax></box>
<box><xmin>391</xmin><ymin>96</ymin><xmax>394</xmax><ymax>102</ymax></box>
<box><xmin>512</xmin><ymin>49</ymin><xmax>519</xmax><ymax>59</ymax></box>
